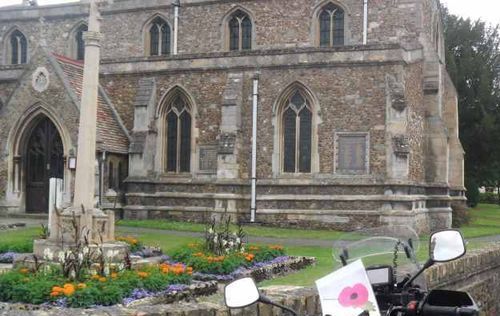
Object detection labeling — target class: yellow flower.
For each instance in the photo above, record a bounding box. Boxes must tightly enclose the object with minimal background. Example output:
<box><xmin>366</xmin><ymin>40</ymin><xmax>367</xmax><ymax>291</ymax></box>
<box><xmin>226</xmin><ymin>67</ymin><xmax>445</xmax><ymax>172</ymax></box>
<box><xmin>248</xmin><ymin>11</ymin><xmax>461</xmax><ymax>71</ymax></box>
<box><xmin>77</xmin><ymin>283</ymin><xmax>86</xmax><ymax>289</ymax></box>
<box><xmin>91</xmin><ymin>275</ymin><xmax>100</xmax><ymax>280</ymax></box>
<box><xmin>111</xmin><ymin>272</ymin><xmax>118</xmax><ymax>279</ymax></box>
<box><xmin>19</xmin><ymin>268</ymin><xmax>29</xmax><ymax>274</ymax></box>
<box><xmin>99</xmin><ymin>277</ymin><xmax>107</xmax><ymax>283</ymax></box>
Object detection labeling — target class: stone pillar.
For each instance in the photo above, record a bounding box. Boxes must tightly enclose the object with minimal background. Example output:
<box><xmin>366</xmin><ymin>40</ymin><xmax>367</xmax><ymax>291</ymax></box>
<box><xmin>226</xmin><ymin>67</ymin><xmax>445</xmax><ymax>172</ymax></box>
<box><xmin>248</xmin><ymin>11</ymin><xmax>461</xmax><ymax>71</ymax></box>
<box><xmin>385</xmin><ymin>73</ymin><xmax>410</xmax><ymax>180</ymax></box>
<box><xmin>73</xmin><ymin>0</ymin><xmax>103</xmax><ymax>211</ymax></box>
<box><xmin>217</xmin><ymin>73</ymin><xmax>243</xmax><ymax>179</ymax></box>
<box><xmin>129</xmin><ymin>78</ymin><xmax>156</xmax><ymax>178</ymax></box>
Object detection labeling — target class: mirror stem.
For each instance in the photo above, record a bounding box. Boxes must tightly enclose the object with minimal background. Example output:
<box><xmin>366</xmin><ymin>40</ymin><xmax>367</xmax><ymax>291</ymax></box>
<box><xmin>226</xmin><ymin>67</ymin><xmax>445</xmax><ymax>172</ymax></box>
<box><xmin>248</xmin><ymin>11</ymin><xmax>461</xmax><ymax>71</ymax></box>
<box><xmin>402</xmin><ymin>259</ymin><xmax>434</xmax><ymax>289</ymax></box>
<box><xmin>259</xmin><ymin>296</ymin><xmax>298</xmax><ymax>316</ymax></box>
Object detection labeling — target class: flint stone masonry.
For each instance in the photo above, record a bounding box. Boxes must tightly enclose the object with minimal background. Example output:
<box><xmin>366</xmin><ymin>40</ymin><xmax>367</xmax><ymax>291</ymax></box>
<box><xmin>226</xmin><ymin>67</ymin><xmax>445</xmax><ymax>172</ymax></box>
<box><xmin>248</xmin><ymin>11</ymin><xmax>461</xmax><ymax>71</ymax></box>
<box><xmin>0</xmin><ymin>0</ymin><xmax>464</xmax><ymax>232</ymax></box>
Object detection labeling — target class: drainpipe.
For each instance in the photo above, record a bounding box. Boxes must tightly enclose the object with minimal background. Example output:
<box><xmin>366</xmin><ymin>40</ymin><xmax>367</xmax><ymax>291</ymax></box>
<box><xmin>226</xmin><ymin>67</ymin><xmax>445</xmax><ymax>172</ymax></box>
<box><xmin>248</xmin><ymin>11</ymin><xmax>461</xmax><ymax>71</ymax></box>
<box><xmin>98</xmin><ymin>151</ymin><xmax>106</xmax><ymax>207</ymax></box>
<box><xmin>173</xmin><ymin>0</ymin><xmax>180</xmax><ymax>55</ymax></box>
<box><xmin>363</xmin><ymin>0</ymin><xmax>368</xmax><ymax>45</ymax></box>
<box><xmin>250</xmin><ymin>72</ymin><xmax>260</xmax><ymax>223</ymax></box>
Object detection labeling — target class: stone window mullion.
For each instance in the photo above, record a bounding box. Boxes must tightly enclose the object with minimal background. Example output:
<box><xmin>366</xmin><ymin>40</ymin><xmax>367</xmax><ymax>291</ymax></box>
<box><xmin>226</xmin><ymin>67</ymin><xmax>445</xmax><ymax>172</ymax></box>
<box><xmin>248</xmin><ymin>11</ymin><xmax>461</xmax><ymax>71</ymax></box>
<box><xmin>238</xmin><ymin>17</ymin><xmax>243</xmax><ymax>50</ymax></box>
<box><xmin>294</xmin><ymin>110</ymin><xmax>300</xmax><ymax>173</ymax></box>
<box><xmin>176</xmin><ymin>112</ymin><xmax>181</xmax><ymax>173</ymax></box>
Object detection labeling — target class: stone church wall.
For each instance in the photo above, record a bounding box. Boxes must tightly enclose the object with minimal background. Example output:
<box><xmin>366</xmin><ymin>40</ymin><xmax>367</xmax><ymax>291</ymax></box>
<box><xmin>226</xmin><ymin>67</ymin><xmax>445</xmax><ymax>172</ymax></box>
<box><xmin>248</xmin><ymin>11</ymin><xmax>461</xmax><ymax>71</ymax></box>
<box><xmin>0</xmin><ymin>0</ymin><xmax>428</xmax><ymax>62</ymax></box>
<box><xmin>0</xmin><ymin>0</ymin><xmax>460</xmax><ymax>232</ymax></box>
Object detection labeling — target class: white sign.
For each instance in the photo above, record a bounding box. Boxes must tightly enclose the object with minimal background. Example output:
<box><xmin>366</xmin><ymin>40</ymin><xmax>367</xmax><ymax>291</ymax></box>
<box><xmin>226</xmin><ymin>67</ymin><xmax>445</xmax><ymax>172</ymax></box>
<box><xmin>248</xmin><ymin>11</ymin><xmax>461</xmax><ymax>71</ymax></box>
<box><xmin>316</xmin><ymin>260</ymin><xmax>381</xmax><ymax>316</ymax></box>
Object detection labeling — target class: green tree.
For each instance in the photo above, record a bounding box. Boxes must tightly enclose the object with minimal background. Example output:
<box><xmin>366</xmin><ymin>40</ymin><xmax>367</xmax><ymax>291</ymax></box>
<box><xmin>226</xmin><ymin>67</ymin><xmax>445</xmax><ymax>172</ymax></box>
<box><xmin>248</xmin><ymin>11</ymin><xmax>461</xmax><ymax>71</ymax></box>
<box><xmin>443</xmin><ymin>10</ymin><xmax>500</xmax><ymax>203</ymax></box>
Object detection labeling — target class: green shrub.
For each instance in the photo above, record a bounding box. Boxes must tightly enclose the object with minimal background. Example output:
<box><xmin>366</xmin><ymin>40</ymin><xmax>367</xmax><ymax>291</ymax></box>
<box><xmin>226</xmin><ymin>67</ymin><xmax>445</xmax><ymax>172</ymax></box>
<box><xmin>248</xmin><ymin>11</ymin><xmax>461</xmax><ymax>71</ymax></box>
<box><xmin>465</xmin><ymin>179</ymin><xmax>480</xmax><ymax>207</ymax></box>
<box><xmin>0</xmin><ymin>239</ymin><xmax>33</xmax><ymax>253</ymax></box>
<box><xmin>452</xmin><ymin>202</ymin><xmax>471</xmax><ymax>228</ymax></box>
<box><xmin>479</xmin><ymin>192</ymin><xmax>499</xmax><ymax>204</ymax></box>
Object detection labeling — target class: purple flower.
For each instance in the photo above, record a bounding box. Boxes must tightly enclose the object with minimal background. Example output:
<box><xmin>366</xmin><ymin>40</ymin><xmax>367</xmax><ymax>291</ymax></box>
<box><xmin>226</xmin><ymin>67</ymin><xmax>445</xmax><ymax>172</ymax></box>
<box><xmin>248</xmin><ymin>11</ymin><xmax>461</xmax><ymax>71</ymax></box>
<box><xmin>122</xmin><ymin>284</ymin><xmax>189</xmax><ymax>305</ymax></box>
<box><xmin>0</xmin><ymin>252</ymin><xmax>16</xmax><ymax>263</ymax></box>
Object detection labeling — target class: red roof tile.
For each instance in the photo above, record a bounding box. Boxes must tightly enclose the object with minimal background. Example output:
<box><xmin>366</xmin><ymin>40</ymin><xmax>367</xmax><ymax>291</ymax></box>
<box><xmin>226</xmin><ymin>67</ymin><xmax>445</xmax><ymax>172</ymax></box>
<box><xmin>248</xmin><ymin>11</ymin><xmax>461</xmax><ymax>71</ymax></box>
<box><xmin>53</xmin><ymin>53</ymin><xmax>129</xmax><ymax>154</ymax></box>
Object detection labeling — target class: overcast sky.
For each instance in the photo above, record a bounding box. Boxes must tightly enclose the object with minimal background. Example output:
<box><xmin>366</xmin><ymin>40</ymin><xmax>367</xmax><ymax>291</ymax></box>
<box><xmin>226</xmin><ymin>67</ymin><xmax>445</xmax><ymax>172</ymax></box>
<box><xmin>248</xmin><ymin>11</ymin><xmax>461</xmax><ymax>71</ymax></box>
<box><xmin>0</xmin><ymin>0</ymin><xmax>499</xmax><ymax>25</ymax></box>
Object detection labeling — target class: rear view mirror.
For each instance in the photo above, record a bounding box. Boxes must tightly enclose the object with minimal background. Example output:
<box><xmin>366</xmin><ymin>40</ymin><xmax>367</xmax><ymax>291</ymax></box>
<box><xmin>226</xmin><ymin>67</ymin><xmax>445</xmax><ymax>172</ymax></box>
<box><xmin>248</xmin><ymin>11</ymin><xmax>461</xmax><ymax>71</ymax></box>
<box><xmin>430</xmin><ymin>230</ymin><xmax>466</xmax><ymax>262</ymax></box>
<box><xmin>224</xmin><ymin>277</ymin><xmax>260</xmax><ymax>308</ymax></box>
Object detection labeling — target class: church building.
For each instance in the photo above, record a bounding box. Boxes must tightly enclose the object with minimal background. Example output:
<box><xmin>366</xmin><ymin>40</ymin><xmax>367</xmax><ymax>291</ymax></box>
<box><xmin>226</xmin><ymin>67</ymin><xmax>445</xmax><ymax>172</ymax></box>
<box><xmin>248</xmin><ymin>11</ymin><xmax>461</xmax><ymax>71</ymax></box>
<box><xmin>0</xmin><ymin>0</ymin><xmax>464</xmax><ymax>233</ymax></box>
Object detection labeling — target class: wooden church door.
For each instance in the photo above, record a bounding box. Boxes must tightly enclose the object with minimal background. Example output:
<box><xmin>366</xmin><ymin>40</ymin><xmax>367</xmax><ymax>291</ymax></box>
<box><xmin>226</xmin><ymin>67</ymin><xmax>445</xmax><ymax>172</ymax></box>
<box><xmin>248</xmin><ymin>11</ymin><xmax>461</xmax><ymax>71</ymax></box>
<box><xmin>25</xmin><ymin>117</ymin><xmax>64</xmax><ymax>213</ymax></box>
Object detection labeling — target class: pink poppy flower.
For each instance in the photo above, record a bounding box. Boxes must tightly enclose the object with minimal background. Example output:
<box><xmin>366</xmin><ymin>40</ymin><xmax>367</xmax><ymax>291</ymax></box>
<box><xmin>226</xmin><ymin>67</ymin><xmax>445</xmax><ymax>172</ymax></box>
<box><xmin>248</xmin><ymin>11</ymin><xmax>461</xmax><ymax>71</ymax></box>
<box><xmin>338</xmin><ymin>283</ymin><xmax>369</xmax><ymax>308</ymax></box>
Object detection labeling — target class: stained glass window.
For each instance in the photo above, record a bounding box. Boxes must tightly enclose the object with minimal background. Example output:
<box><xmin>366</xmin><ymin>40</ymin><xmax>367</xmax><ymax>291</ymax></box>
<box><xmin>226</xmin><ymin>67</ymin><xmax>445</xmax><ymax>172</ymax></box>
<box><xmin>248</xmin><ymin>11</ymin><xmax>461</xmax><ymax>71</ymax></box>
<box><xmin>318</xmin><ymin>3</ymin><xmax>344</xmax><ymax>47</ymax></box>
<box><xmin>10</xmin><ymin>30</ymin><xmax>27</xmax><ymax>65</ymax></box>
<box><xmin>282</xmin><ymin>91</ymin><xmax>312</xmax><ymax>173</ymax></box>
<box><xmin>149</xmin><ymin>17</ymin><xmax>170</xmax><ymax>56</ymax></box>
<box><xmin>76</xmin><ymin>24</ymin><xmax>88</xmax><ymax>60</ymax></box>
<box><xmin>228</xmin><ymin>10</ymin><xmax>252</xmax><ymax>51</ymax></box>
<box><xmin>165</xmin><ymin>94</ymin><xmax>191</xmax><ymax>173</ymax></box>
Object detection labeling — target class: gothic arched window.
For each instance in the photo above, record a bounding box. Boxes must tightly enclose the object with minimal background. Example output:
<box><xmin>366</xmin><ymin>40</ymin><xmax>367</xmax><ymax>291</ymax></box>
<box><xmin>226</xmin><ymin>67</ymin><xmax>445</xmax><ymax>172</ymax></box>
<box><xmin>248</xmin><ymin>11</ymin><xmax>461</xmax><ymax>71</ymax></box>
<box><xmin>228</xmin><ymin>10</ymin><xmax>252</xmax><ymax>51</ymax></box>
<box><xmin>319</xmin><ymin>3</ymin><xmax>345</xmax><ymax>47</ymax></box>
<box><xmin>9</xmin><ymin>30</ymin><xmax>28</xmax><ymax>65</ymax></box>
<box><xmin>282</xmin><ymin>91</ymin><xmax>312</xmax><ymax>173</ymax></box>
<box><xmin>164</xmin><ymin>95</ymin><xmax>191</xmax><ymax>173</ymax></box>
<box><xmin>75</xmin><ymin>24</ymin><xmax>88</xmax><ymax>60</ymax></box>
<box><xmin>149</xmin><ymin>17</ymin><xmax>171</xmax><ymax>56</ymax></box>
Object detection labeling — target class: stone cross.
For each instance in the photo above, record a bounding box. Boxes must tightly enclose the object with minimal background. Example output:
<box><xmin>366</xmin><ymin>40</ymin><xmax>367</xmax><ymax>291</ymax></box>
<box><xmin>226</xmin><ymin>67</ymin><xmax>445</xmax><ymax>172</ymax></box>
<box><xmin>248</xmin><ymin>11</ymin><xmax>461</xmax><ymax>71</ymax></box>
<box><xmin>58</xmin><ymin>0</ymin><xmax>114</xmax><ymax>244</ymax></box>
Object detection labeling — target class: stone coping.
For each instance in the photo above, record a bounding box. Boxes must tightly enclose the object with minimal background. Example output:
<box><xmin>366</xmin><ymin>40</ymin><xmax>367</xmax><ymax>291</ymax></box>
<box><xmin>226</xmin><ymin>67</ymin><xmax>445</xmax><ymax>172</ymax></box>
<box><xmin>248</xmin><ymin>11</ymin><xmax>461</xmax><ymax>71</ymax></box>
<box><xmin>192</xmin><ymin>256</ymin><xmax>316</xmax><ymax>283</ymax></box>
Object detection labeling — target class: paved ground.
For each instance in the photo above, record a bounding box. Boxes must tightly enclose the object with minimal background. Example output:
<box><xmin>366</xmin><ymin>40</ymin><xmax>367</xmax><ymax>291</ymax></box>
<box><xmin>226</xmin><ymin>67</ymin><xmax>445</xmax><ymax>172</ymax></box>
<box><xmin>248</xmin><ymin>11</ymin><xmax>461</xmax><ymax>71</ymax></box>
<box><xmin>0</xmin><ymin>217</ymin><xmax>46</xmax><ymax>227</ymax></box>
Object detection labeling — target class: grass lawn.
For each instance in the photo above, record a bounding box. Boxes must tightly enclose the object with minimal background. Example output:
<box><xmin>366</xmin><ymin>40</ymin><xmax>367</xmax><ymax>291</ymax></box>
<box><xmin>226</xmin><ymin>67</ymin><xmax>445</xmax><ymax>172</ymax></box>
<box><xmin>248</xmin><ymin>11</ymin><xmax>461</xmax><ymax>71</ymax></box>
<box><xmin>0</xmin><ymin>227</ymin><xmax>38</xmax><ymax>253</ymax></box>
<box><xmin>117</xmin><ymin>220</ymin><xmax>353</xmax><ymax>241</ymax></box>
<box><xmin>460</xmin><ymin>203</ymin><xmax>500</xmax><ymax>238</ymax></box>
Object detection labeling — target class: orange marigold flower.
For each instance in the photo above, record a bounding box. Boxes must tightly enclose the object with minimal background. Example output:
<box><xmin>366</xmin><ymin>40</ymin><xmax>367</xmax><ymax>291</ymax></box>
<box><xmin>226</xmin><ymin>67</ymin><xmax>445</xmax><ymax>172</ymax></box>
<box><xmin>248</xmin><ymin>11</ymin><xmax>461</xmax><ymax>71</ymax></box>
<box><xmin>111</xmin><ymin>272</ymin><xmax>118</xmax><ymax>279</ymax></box>
<box><xmin>52</xmin><ymin>286</ymin><xmax>64</xmax><ymax>293</ymax></box>
<box><xmin>161</xmin><ymin>267</ymin><xmax>169</xmax><ymax>274</ymax></box>
<box><xmin>19</xmin><ymin>268</ymin><xmax>29</xmax><ymax>274</ymax></box>
<box><xmin>137</xmin><ymin>271</ymin><xmax>149</xmax><ymax>278</ymax></box>
<box><xmin>77</xmin><ymin>283</ymin><xmax>87</xmax><ymax>289</ymax></box>
<box><xmin>50</xmin><ymin>291</ymin><xmax>60</xmax><ymax>297</ymax></box>
<box><xmin>62</xmin><ymin>284</ymin><xmax>75</xmax><ymax>296</ymax></box>
<box><xmin>186</xmin><ymin>267</ymin><xmax>193</xmax><ymax>275</ymax></box>
<box><xmin>99</xmin><ymin>277</ymin><xmax>107</xmax><ymax>283</ymax></box>
<box><xmin>91</xmin><ymin>275</ymin><xmax>100</xmax><ymax>280</ymax></box>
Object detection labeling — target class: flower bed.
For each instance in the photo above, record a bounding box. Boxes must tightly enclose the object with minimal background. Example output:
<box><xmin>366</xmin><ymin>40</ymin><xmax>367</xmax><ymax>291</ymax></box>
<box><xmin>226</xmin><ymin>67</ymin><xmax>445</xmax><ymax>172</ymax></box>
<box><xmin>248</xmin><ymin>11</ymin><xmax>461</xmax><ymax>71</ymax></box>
<box><xmin>0</xmin><ymin>263</ymin><xmax>192</xmax><ymax>308</ymax></box>
<box><xmin>170</xmin><ymin>243</ymin><xmax>286</xmax><ymax>275</ymax></box>
<box><xmin>0</xmin><ymin>252</ymin><xmax>15</xmax><ymax>264</ymax></box>
<box><xmin>191</xmin><ymin>256</ymin><xmax>316</xmax><ymax>283</ymax></box>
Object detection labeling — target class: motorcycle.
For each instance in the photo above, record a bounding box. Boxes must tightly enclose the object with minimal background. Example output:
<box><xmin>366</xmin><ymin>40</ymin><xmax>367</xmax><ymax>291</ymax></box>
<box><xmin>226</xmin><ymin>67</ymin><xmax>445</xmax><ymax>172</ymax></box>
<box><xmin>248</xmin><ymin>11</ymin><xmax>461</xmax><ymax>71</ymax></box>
<box><xmin>224</xmin><ymin>227</ymin><xmax>480</xmax><ymax>316</ymax></box>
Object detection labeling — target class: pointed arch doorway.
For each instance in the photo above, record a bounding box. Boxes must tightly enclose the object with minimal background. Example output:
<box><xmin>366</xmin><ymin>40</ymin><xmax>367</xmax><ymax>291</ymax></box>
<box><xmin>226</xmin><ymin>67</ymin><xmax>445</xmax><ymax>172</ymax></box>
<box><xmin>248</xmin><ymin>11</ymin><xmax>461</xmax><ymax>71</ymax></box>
<box><xmin>25</xmin><ymin>117</ymin><xmax>64</xmax><ymax>213</ymax></box>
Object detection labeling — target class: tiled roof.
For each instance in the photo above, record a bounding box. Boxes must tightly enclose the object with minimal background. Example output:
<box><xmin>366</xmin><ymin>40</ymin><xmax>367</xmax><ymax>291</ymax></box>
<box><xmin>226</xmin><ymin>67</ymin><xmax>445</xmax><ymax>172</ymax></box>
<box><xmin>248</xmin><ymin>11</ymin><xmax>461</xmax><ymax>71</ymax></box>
<box><xmin>53</xmin><ymin>54</ymin><xmax>129</xmax><ymax>154</ymax></box>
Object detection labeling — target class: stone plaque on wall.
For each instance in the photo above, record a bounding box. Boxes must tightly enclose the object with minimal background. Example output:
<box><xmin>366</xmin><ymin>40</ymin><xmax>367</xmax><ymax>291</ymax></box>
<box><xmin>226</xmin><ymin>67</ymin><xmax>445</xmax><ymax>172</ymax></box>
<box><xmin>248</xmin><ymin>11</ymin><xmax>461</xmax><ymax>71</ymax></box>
<box><xmin>199</xmin><ymin>146</ymin><xmax>218</xmax><ymax>173</ymax></box>
<box><xmin>335</xmin><ymin>133</ymin><xmax>369</xmax><ymax>174</ymax></box>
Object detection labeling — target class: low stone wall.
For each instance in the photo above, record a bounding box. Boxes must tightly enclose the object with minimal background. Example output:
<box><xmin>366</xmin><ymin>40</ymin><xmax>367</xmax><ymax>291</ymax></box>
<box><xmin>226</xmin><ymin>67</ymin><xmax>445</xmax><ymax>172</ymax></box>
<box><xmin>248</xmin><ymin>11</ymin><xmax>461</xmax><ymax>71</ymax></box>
<box><xmin>125</xmin><ymin>180</ymin><xmax>454</xmax><ymax>233</ymax></box>
<box><xmin>425</xmin><ymin>245</ymin><xmax>500</xmax><ymax>315</ymax></box>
